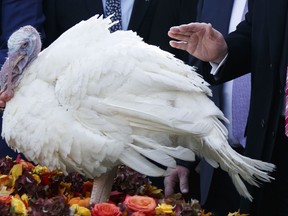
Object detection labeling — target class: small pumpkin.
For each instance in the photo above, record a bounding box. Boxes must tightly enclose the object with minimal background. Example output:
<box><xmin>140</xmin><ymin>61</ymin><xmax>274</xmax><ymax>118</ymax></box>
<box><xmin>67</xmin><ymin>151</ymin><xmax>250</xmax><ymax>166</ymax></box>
<box><xmin>68</xmin><ymin>197</ymin><xmax>91</xmax><ymax>208</ymax></box>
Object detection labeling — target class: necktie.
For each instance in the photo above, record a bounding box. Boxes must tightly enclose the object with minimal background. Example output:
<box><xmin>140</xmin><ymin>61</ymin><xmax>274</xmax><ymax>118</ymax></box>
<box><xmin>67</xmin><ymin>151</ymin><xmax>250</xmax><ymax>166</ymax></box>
<box><xmin>105</xmin><ymin>0</ymin><xmax>122</xmax><ymax>32</ymax></box>
<box><xmin>232</xmin><ymin>74</ymin><xmax>251</xmax><ymax>147</ymax></box>
<box><xmin>230</xmin><ymin>1</ymin><xmax>249</xmax><ymax>148</ymax></box>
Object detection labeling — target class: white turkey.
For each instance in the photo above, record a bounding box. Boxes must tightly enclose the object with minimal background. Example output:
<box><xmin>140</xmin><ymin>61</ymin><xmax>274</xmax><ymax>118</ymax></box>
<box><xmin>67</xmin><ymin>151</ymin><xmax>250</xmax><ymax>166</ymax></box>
<box><xmin>0</xmin><ymin>15</ymin><xmax>275</xmax><ymax>203</ymax></box>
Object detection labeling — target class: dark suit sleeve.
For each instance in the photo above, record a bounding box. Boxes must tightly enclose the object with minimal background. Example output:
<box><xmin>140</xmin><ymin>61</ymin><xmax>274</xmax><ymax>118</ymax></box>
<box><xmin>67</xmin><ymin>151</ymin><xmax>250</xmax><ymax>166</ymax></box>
<box><xmin>175</xmin><ymin>159</ymin><xmax>198</xmax><ymax>169</ymax></box>
<box><xmin>221</xmin><ymin>20</ymin><xmax>252</xmax><ymax>82</ymax></box>
<box><xmin>0</xmin><ymin>0</ymin><xmax>45</xmax><ymax>66</ymax></box>
<box><xmin>194</xmin><ymin>1</ymin><xmax>252</xmax><ymax>85</ymax></box>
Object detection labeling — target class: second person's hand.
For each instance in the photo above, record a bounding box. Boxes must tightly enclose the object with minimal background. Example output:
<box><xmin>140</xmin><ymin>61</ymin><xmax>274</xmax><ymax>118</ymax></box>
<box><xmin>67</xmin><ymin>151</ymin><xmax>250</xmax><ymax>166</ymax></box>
<box><xmin>0</xmin><ymin>90</ymin><xmax>14</xmax><ymax>109</ymax></box>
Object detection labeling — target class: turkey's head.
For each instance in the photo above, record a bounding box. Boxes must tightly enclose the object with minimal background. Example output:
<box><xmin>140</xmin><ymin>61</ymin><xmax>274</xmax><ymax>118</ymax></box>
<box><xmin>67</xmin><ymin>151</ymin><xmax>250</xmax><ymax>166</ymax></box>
<box><xmin>0</xmin><ymin>25</ymin><xmax>41</xmax><ymax>96</ymax></box>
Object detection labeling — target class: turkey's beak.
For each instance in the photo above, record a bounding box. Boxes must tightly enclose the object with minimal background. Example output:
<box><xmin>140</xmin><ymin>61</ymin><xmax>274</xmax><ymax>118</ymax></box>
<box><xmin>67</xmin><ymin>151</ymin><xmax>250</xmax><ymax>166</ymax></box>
<box><xmin>12</xmin><ymin>55</ymin><xmax>25</xmax><ymax>68</ymax></box>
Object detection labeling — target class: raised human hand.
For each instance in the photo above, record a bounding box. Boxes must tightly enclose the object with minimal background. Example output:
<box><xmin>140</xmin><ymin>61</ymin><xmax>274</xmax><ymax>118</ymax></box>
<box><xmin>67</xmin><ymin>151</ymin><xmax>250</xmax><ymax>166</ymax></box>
<box><xmin>168</xmin><ymin>23</ymin><xmax>228</xmax><ymax>64</ymax></box>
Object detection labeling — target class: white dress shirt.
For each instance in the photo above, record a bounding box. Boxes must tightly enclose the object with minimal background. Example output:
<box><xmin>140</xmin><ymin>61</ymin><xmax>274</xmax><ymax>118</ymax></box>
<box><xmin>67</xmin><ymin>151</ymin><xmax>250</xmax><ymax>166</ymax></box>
<box><xmin>223</xmin><ymin>0</ymin><xmax>248</xmax><ymax>147</ymax></box>
<box><xmin>210</xmin><ymin>0</ymin><xmax>248</xmax><ymax>147</ymax></box>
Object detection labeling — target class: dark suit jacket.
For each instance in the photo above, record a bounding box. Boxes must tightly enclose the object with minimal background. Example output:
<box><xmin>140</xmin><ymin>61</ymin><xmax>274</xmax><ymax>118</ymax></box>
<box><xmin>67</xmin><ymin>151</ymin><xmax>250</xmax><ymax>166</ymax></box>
<box><xmin>201</xmin><ymin>0</ymin><xmax>288</xmax><ymax>214</ymax></box>
<box><xmin>43</xmin><ymin>0</ymin><xmax>198</xmax><ymax>63</ymax></box>
<box><xmin>216</xmin><ymin>1</ymin><xmax>287</xmax><ymax>161</ymax></box>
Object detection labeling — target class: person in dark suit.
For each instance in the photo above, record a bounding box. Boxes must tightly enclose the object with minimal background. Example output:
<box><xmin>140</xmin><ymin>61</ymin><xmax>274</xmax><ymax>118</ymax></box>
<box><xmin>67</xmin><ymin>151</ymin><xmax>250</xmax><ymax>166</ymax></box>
<box><xmin>42</xmin><ymin>0</ymin><xmax>197</xmax><ymax>63</ymax></box>
<box><xmin>193</xmin><ymin>1</ymin><xmax>249</xmax><ymax>214</ymax></box>
<box><xmin>164</xmin><ymin>1</ymin><xmax>250</xmax><ymax>215</ymax></box>
<box><xmin>168</xmin><ymin>0</ymin><xmax>288</xmax><ymax>215</ymax></box>
<box><xmin>0</xmin><ymin>0</ymin><xmax>45</xmax><ymax>159</ymax></box>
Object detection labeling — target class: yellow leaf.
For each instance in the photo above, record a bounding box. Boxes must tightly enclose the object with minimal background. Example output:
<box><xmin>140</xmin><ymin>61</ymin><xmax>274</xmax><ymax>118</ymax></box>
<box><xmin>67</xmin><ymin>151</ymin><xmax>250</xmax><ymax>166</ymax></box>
<box><xmin>11</xmin><ymin>196</ymin><xmax>28</xmax><ymax>216</ymax></box>
<box><xmin>0</xmin><ymin>186</ymin><xmax>14</xmax><ymax>196</ymax></box>
<box><xmin>21</xmin><ymin>194</ymin><xmax>30</xmax><ymax>206</ymax></box>
<box><xmin>70</xmin><ymin>204</ymin><xmax>92</xmax><ymax>216</ymax></box>
<box><xmin>155</xmin><ymin>203</ymin><xmax>175</xmax><ymax>215</ymax></box>
<box><xmin>9</xmin><ymin>164</ymin><xmax>23</xmax><ymax>186</ymax></box>
<box><xmin>32</xmin><ymin>165</ymin><xmax>49</xmax><ymax>175</ymax></box>
<box><xmin>151</xmin><ymin>189</ymin><xmax>163</xmax><ymax>194</ymax></box>
<box><xmin>32</xmin><ymin>174</ymin><xmax>41</xmax><ymax>183</ymax></box>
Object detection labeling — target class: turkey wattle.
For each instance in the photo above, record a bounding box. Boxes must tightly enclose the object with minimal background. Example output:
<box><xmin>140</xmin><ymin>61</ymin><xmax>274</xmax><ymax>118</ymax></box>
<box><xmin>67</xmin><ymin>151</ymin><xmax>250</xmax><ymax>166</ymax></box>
<box><xmin>0</xmin><ymin>15</ymin><xmax>275</xmax><ymax>203</ymax></box>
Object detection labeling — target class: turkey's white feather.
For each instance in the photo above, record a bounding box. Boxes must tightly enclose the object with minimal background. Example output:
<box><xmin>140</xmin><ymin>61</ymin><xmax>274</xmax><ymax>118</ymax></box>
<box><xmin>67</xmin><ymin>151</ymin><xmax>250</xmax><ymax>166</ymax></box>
<box><xmin>2</xmin><ymin>15</ymin><xmax>275</xmax><ymax>201</ymax></box>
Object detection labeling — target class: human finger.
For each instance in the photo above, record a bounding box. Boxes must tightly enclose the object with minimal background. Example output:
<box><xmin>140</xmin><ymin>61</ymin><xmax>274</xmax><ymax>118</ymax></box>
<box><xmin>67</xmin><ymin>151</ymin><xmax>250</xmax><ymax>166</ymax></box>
<box><xmin>169</xmin><ymin>40</ymin><xmax>188</xmax><ymax>51</ymax></box>
<box><xmin>164</xmin><ymin>175</ymin><xmax>177</xmax><ymax>196</ymax></box>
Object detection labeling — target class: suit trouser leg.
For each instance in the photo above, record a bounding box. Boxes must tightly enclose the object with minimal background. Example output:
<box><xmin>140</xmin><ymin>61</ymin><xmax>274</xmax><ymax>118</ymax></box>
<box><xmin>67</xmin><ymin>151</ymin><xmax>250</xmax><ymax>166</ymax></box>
<box><xmin>246</xmin><ymin>118</ymin><xmax>288</xmax><ymax>216</ymax></box>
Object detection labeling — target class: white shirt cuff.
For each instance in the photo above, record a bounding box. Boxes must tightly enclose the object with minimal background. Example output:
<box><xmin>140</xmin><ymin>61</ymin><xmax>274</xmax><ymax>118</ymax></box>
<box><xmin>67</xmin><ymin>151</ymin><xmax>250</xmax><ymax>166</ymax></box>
<box><xmin>209</xmin><ymin>54</ymin><xmax>228</xmax><ymax>75</ymax></box>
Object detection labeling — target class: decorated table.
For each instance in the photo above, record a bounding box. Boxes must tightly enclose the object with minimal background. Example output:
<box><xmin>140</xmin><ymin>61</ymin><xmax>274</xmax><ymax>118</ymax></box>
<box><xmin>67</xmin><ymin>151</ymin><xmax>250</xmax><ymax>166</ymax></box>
<box><xmin>0</xmin><ymin>156</ymin><xmax>247</xmax><ymax>216</ymax></box>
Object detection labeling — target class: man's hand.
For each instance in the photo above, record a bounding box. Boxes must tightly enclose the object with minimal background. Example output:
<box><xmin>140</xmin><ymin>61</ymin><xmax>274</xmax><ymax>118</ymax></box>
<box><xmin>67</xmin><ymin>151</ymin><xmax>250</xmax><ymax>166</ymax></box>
<box><xmin>168</xmin><ymin>23</ymin><xmax>228</xmax><ymax>64</ymax></box>
<box><xmin>0</xmin><ymin>90</ymin><xmax>13</xmax><ymax>109</ymax></box>
<box><xmin>164</xmin><ymin>165</ymin><xmax>190</xmax><ymax>196</ymax></box>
